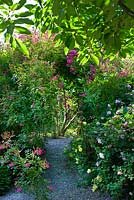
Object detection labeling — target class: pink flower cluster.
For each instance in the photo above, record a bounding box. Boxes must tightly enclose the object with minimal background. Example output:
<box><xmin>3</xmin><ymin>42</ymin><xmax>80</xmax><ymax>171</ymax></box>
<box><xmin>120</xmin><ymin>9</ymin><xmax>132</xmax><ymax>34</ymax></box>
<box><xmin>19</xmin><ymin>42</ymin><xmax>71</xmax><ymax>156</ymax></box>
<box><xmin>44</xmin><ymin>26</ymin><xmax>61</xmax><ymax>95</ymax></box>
<box><xmin>9</xmin><ymin>162</ymin><xmax>14</xmax><ymax>168</ymax></box>
<box><xmin>17</xmin><ymin>188</ymin><xmax>22</xmax><ymax>193</ymax></box>
<box><xmin>33</xmin><ymin>148</ymin><xmax>43</xmax><ymax>156</ymax></box>
<box><xmin>0</xmin><ymin>145</ymin><xmax>3</xmax><ymax>150</ymax></box>
<box><xmin>119</xmin><ymin>69</ymin><xmax>127</xmax><ymax>77</ymax></box>
<box><xmin>25</xmin><ymin>163</ymin><xmax>31</xmax><ymax>167</ymax></box>
<box><xmin>66</xmin><ymin>50</ymin><xmax>78</xmax><ymax>67</ymax></box>
<box><xmin>50</xmin><ymin>74</ymin><xmax>60</xmax><ymax>81</ymax></box>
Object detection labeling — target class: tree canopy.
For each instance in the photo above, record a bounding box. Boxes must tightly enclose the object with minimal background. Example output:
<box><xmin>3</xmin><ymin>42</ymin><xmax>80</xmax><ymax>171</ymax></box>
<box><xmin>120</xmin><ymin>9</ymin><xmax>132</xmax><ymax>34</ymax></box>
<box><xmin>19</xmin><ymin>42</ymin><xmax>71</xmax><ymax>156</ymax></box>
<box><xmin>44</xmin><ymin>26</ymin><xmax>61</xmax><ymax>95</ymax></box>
<box><xmin>0</xmin><ymin>0</ymin><xmax>134</xmax><ymax>60</ymax></box>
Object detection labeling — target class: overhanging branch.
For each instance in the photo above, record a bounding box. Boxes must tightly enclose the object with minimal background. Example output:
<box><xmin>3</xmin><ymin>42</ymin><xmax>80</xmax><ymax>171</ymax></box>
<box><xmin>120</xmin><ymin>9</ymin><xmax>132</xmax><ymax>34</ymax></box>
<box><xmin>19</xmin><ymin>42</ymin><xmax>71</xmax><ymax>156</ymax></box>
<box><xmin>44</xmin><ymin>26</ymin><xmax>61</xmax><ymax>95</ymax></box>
<box><xmin>118</xmin><ymin>0</ymin><xmax>134</xmax><ymax>18</ymax></box>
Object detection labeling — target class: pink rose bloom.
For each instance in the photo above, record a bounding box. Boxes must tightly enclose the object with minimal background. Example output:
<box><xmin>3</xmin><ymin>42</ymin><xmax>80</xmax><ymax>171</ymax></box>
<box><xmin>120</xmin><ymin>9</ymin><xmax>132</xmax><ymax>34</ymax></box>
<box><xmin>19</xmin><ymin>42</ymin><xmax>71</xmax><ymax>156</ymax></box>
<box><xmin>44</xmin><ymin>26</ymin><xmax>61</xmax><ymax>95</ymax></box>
<box><xmin>46</xmin><ymin>163</ymin><xmax>50</xmax><ymax>169</ymax></box>
<box><xmin>25</xmin><ymin>163</ymin><xmax>31</xmax><ymax>167</ymax></box>
<box><xmin>67</xmin><ymin>58</ymin><xmax>73</xmax><ymax>65</ymax></box>
<box><xmin>34</xmin><ymin>148</ymin><xmax>43</xmax><ymax>156</ymax></box>
<box><xmin>17</xmin><ymin>188</ymin><xmax>22</xmax><ymax>193</ymax></box>
<box><xmin>53</xmin><ymin>74</ymin><xmax>60</xmax><ymax>81</ymax></box>
<box><xmin>48</xmin><ymin>186</ymin><xmax>53</xmax><ymax>191</ymax></box>
<box><xmin>69</xmin><ymin>50</ymin><xmax>78</xmax><ymax>57</ymax></box>
<box><xmin>119</xmin><ymin>70</ymin><xmax>127</xmax><ymax>77</ymax></box>
<box><xmin>0</xmin><ymin>145</ymin><xmax>3</xmax><ymax>150</ymax></box>
<box><xmin>37</xmin><ymin>148</ymin><xmax>43</xmax><ymax>155</ymax></box>
<box><xmin>9</xmin><ymin>163</ymin><xmax>14</xmax><ymax>168</ymax></box>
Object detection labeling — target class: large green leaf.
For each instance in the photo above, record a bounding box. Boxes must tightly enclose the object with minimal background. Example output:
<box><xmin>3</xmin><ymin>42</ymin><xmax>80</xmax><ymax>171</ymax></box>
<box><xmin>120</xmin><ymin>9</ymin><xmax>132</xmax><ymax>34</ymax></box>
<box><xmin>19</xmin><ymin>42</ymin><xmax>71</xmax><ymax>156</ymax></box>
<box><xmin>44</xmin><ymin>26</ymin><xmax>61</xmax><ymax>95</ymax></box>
<box><xmin>15</xmin><ymin>0</ymin><xmax>26</xmax><ymax>10</ymax></box>
<box><xmin>90</xmin><ymin>53</ymin><xmax>99</xmax><ymax>65</ymax></box>
<box><xmin>15</xmin><ymin>26</ymin><xmax>31</xmax><ymax>34</ymax></box>
<box><xmin>25</xmin><ymin>4</ymin><xmax>35</xmax><ymax>10</ymax></box>
<box><xmin>0</xmin><ymin>21</ymin><xmax>7</xmax><ymax>33</ymax></box>
<box><xmin>15</xmin><ymin>11</ymin><xmax>33</xmax><ymax>18</ymax></box>
<box><xmin>15</xmin><ymin>38</ymin><xmax>29</xmax><ymax>58</ymax></box>
<box><xmin>1</xmin><ymin>0</ymin><xmax>13</xmax><ymax>6</ymax></box>
<box><xmin>10</xmin><ymin>36</ymin><xmax>17</xmax><ymax>48</ymax></box>
<box><xmin>14</xmin><ymin>18</ymin><xmax>34</xmax><ymax>25</ymax></box>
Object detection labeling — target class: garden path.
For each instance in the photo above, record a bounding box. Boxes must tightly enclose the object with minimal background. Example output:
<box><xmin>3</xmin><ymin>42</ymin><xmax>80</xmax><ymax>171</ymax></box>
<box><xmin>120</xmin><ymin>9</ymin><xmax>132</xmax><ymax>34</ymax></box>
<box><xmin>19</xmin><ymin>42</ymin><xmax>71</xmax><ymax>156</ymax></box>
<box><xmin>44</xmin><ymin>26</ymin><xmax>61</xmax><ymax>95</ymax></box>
<box><xmin>0</xmin><ymin>138</ymin><xmax>111</xmax><ymax>200</ymax></box>
<box><xmin>46</xmin><ymin>138</ymin><xmax>111</xmax><ymax>200</ymax></box>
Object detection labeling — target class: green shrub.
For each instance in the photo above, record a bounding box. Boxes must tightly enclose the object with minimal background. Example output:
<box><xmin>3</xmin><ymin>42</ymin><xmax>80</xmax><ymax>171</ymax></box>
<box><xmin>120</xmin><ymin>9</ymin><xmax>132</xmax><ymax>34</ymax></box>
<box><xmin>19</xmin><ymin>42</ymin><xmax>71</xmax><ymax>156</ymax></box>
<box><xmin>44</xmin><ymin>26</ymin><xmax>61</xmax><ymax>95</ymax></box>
<box><xmin>0</xmin><ymin>165</ymin><xmax>12</xmax><ymax>195</ymax></box>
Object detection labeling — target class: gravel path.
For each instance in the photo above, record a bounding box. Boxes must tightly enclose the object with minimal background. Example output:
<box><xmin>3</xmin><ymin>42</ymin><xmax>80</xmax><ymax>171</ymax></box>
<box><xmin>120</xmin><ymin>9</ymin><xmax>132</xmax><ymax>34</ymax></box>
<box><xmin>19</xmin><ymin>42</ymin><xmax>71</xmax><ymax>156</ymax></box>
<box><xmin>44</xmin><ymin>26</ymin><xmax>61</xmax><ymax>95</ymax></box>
<box><xmin>46</xmin><ymin>138</ymin><xmax>111</xmax><ymax>200</ymax></box>
<box><xmin>0</xmin><ymin>138</ymin><xmax>112</xmax><ymax>200</ymax></box>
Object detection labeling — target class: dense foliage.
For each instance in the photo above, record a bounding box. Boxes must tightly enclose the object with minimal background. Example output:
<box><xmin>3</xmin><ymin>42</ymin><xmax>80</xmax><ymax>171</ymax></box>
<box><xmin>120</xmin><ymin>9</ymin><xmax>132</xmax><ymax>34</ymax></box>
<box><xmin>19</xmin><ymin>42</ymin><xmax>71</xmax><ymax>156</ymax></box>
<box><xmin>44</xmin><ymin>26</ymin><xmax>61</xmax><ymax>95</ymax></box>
<box><xmin>0</xmin><ymin>1</ymin><xmax>134</xmax><ymax>199</ymax></box>
<box><xmin>0</xmin><ymin>0</ymin><xmax>134</xmax><ymax>59</ymax></box>
<box><xmin>66</xmin><ymin>65</ymin><xmax>134</xmax><ymax>200</ymax></box>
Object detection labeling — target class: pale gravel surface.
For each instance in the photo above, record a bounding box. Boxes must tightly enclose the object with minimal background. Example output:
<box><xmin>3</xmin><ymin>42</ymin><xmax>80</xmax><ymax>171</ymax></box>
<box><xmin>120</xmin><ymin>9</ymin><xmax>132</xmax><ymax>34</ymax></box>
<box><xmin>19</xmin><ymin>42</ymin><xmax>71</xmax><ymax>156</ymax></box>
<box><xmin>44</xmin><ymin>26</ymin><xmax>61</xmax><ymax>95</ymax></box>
<box><xmin>45</xmin><ymin>138</ymin><xmax>111</xmax><ymax>200</ymax></box>
<box><xmin>0</xmin><ymin>138</ymin><xmax>112</xmax><ymax>200</ymax></box>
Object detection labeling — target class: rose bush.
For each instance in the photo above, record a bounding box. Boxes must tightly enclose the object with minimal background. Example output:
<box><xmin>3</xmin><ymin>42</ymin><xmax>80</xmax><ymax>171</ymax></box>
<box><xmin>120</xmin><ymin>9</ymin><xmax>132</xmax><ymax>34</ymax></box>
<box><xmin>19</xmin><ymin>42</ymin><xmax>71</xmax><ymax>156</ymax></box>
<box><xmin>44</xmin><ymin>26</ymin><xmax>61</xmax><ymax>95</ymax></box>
<box><xmin>67</xmin><ymin>64</ymin><xmax>134</xmax><ymax>200</ymax></box>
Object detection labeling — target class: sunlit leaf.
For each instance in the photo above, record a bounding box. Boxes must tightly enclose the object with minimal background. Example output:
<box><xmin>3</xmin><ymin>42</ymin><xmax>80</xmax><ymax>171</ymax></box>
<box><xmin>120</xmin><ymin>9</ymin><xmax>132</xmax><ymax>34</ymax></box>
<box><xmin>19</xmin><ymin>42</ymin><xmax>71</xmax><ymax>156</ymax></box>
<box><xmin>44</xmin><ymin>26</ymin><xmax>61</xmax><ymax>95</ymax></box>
<box><xmin>15</xmin><ymin>11</ymin><xmax>33</xmax><ymax>18</ymax></box>
<box><xmin>15</xmin><ymin>26</ymin><xmax>31</xmax><ymax>34</ymax></box>
<box><xmin>10</xmin><ymin>36</ymin><xmax>17</xmax><ymax>48</ymax></box>
<box><xmin>14</xmin><ymin>18</ymin><xmax>34</xmax><ymax>25</ymax></box>
<box><xmin>15</xmin><ymin>0</ymin><xmax>26</xmax><ymax>10</ymax></box>
<box><xmin>90</xmin><ymin>53</ymin><xmax>99</xmax><ymax>65</ymax></box>
<box><xmin>15</xmin><ymin>38</ymin><xmax>30</xmax><ymax>58</ymax></box>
